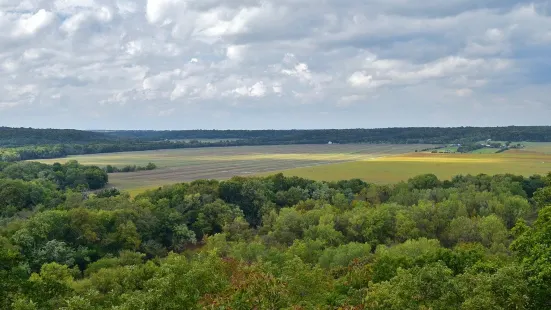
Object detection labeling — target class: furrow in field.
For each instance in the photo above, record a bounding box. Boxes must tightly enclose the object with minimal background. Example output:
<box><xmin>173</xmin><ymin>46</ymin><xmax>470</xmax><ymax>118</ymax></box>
<box><xmin>109</xmin><ymin>147</ymin><xmax>415</xmax><ymax>182</ymax></box>
<box><xmin>36</xmin><ymin>144</ymin><xmax>434</xmax><ymax>190</ymax></box>
<box><xmin>110</xmin><ymin>148</ymin><xmax>423</xmax><ymax>188</ymax></box>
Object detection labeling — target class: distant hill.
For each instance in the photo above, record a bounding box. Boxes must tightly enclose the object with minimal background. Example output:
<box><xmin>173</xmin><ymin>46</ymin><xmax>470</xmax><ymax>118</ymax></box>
<box><xmin>3</xmin><ymin>126</ymin><xmax>551</xmax><ymax>160</ymax></box>
<box><xmin>103</xmin><ymin>126</ymin><xmax>551</xmax><ymax>145</ymax></box>
<box><xmin>0</xmin><ymin>127</ymin><xmax>116</xmax><ymax>147</ymax></box>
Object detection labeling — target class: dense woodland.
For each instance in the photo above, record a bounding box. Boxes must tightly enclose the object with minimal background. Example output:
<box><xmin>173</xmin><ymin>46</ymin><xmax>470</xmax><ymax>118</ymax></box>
<box><xmin>2</xmin><ymin>160</ymin><xmax>551</xmax><ymax>309</ymax></box>
<box><xmin>0</xmin><ymin>140</ymin><xmax>246</xmax><ymax>162</ymax></box>
<box><xmin>103</xmin><ymin>126</ymin><xmax>551</xmax><ymax>144</ymax></box>
<box><xmin>0</xmin><ymin>161</ymin><xmax>108</xmax><ymax>218</ymax></box>
<box><xmin>3</xmin><ymin>126</ymin><xmax>551</xmax><ymax>161</ymax></box>
<box><xmin>0</xmin><ymin>127</ymin><xmax>115</xmax><ymax>147</ymax></box>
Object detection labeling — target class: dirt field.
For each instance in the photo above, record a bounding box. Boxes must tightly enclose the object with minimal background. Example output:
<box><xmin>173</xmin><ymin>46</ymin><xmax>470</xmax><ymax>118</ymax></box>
<box><xmin>36</xmin><ymin>144</ymin><xmax>432</xmax><ymax>191</ymax></box>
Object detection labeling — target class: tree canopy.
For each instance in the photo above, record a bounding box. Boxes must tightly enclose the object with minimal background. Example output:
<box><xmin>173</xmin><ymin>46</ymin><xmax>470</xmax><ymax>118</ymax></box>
<box><xmin>1</xmin><ymin>167</ymin><xmax>551</xmax><ymax>309</ymax></box>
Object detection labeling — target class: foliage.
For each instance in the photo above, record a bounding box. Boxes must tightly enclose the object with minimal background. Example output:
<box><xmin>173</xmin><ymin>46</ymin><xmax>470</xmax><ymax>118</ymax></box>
<box><xmin>105</xmin><ymin>162</ymin><xmax>157</xmax><ymax>173</ymax></box>
<box><xmin>1</xmin><ymin>170</ymin><xmax>551</xmax><ymax>309</ymax></box>
<box><xmin>0</xmin><ymin>160</ymin><xmax>108</xmax><ymax>190</ymax></box>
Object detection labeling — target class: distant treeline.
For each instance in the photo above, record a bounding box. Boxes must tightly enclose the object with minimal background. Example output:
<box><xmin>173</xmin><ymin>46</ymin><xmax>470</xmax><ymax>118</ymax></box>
<box><xmin>105</xmin><ymin>163</ymin><xmax>157</xmax><ymax>173</ymax></box>
<box><xmin>0</xmin><ymin>140</ymin><xmax>247</xmax><ymax>162</ymax></box>
<box><xmin>104</xmin><ymin>126</ymin><xmax>551</xmax><ymax>144</ymax></box>
<box><xmin>3</xmin><ymin>126</ymin><xmax>551</xmax><ymax>161</ymax></box>
<box><xmin>0</xmin><ymin>127</ymin><xmax>115</xmax><ymax>147</ymax></box>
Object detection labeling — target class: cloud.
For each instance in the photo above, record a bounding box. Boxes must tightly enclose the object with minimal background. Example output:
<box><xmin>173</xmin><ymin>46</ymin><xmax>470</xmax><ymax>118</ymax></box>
<box><xmin>146</xmin><ymin>0</ymin><xmax>184</xmax><ymax>24</ymax></box>
<box><xmin>158</xmin><ymin>107</ymin><xmax>175</xmax><ymax>117</ymax></box>
<box><xmin>226</xmin><ymin>44</ymin><xmax>246</xmax><ymax>61</ymax></box>
<box><xmin>233</xmin><ymin>81</ymin><xmax>267</xmax><ymax>97</ymax></box>
<box><xmin>0</xmin><ymin>0</ymin><xmax>551</xmax><ymax>129</ymax></box>
<box><xmin>0</xmin><ymin>102</ymin><xmax>20</xmax><ymax>110</ymax></box>
<box><xmin>456</xmin><ymin>88</ymin><xmax>474</xmax><ymax>97</ymax></box>
<box><xmin>12</xmin><ymin>9</ymin><xmax>56</xmax><ymax>37</ymax></box>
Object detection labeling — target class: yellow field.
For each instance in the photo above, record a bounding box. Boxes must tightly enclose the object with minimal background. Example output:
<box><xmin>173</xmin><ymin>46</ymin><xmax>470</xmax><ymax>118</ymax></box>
<box><xmin>276</xmin><ymin>151</ymin><xmax>551</xmax><ymax>183</ymax></box>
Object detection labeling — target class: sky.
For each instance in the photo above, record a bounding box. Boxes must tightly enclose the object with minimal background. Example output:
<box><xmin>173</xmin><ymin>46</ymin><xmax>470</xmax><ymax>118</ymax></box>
<box><xmin>1</xmin><ymin>0</ymin><xmax>551</xmax><ymax>130</ymax></box>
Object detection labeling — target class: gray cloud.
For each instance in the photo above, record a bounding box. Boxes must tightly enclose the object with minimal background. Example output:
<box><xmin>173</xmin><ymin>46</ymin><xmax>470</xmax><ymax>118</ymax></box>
<box><xmin>0</xmin><ymin>0</ymin><xmax>550</xmax><ymax>129</ymax></box>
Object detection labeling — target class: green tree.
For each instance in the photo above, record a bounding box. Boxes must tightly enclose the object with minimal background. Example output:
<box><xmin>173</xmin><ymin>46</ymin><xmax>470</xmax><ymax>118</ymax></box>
<box><xmin>533</xmin><ymin>186</ymin><xmax>551</xmax><ymax>209</ymax></box>
<box><xmin>0</xmin><ymin>237</ymin><xmax>29</xmax><ymax>309</ymax></box>
<box><xmin>365</xmin><ymin>262</ymin><xmax>461</xmax><ymax>310</ymax></box>
<box><xmin>172</xmin><ymin>224</ymin><xmax>197</xmax><ymax>252</ymax></box>
<box><xmin>458</xmin><ymin>265</ymin><xmax>530</xmax><ymax>310</ymax></box>
<box><xmin>511</xmin><ymin>206</ymin><xmax>551</xmax><ymax>308</ymax></box>
<box><xmin>26</xmin><ymin>263</ymin><xmax>75</xmax><ymax>310</ymax></box>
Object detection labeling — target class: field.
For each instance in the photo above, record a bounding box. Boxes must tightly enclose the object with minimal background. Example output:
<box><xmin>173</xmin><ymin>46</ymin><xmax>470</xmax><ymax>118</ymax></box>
<box><xmin>34</xmin><ymin>142</ymin><xmax>551</xmax><ymax>194</ymax></box>
<box><xmin>469</xmin><ymin>148</ymin><xmax>499</xmax><ymax>154</ymax></box>
<box><xmin>436</xmin><ymin>146</ymin><xmax>459</xmax><ymax>153</ymax></box>
<box><xmin>276</xmin><ymin>150</ymin><xmax>551</xmax><ymax>183</ymax></box>
<box><xmin>36</xmin><ymin>144</ymin><xmax>432</xmax><ymax>192</ymax></box>
<box><xmin>168</xmin><ymin>138</ymin><xmax>242</xmax><ymax>142</ymax></box>
<box><xmin>522</xmin><ymin>142</ymin><xmax>551</xmax><ymax>154</ymax></box>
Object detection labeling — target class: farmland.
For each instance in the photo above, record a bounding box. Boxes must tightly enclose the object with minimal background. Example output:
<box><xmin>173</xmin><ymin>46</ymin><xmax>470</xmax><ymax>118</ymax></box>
<box><xmin>36</xmin><ymin>144</ymin><xmax>432</xmax><ymax>191</ymax></box>
<box><xmin>522</xmin><ymin>142</ymin><xmax>551</xmax><ymax>154</ymax></box>
<box><xmin>277</xmin><ymin>149</ymin><xmax>551</xmax><ymax>183</ymax></box>
<box><xmin>33</xmin><ymin>142</ymin><xmax>551</xmax><ymax>194</ymax></box>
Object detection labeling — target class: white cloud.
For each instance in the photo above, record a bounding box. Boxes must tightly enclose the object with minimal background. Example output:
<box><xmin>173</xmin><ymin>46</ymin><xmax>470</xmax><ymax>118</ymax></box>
<box><xmin>146</xmin><ymin>0</ymin><xmax>184</xmax><ymax>24</ymax></box>
<box><xmin>0</xmin><ymin>102</ymin><xmax>20</xmax><ymax>110</ymax></box>
<box><xmin>233</xmin><ymin>81</ymin><xmax>267</xmax><ymax>97</ymax></box>
<box><xmin>12</xmin><ymin>9</ymin><xmax>56</xmax><ymax>37</ymax></box>
<box><xmin>456</xmin><ymin>88</ymin><xmax>473</xmax><ymax>97</ymax></box>
<box><xmin>2</xmin><ymin>58</ymin><xmax>19</xmax><ymax>72</ymax></box>
<box><xmin>348</xmin><ymin>72</ymin><xmax>375</xmax><ymax>87</ymax></box>
<box><xmin>282</xmin><ymin>63</ymin><xmax>312</xmax><ymax>82</ymax></box>
<box><xmin>249</xmin><ymin>81</ymin><xmax>266</xmax><ymax>97</ymax></box>
<box><xmin>143</xmin><ymin>70</ymin><xmax>180</xmax><ymax>91</ymax></box>
<box><xmin>226</xmin><ymin>45</ymin><xmax>246</xmax><ymax>61</ymax></box>
<box><xmin>0</xmin><ymin>0</ymin><xmax>551</xmax><ymax>129</ymax></box>
<box><xmin>272</xmin><ymin>83</ymin><xmax>282</xmax><ymax>94</ymax></box>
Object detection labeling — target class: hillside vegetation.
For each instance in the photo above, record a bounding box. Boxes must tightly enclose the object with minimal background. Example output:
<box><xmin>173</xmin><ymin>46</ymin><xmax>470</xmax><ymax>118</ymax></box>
<box><xmin>2</xmin><ymin>167</ymin><xmax>551</xmax><ymax>309</ymax></box>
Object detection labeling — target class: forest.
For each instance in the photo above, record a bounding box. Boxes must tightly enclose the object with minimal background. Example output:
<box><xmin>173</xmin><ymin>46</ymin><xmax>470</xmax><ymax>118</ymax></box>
<box><xmin>104</xmin><ymin>126</ymin><xmax>551</xmax><ymax>144</ymax></box>
<box><xmin>2</xmin><ymin>160</ymin><xmax>551</xmax><ymax>309</ymax></box>
<box><xmin>3</xmin><ymin>126</ymin><xmax>551</xmax><ymax>161</ymax></box>
<box><xmin>0</xmin><ymin>127</ymin><xmax>115</xmax><ymax>147</ymax></box>
<box><xmin>0</xmin><ymin>140</ymin><xmax>246</xmax><ymax>162</ymax></box>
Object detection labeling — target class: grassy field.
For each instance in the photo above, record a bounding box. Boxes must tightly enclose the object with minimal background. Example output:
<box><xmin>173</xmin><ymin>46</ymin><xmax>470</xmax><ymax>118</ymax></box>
<box><xmin>469</xmin><ymin>148</ymin><xmax>499</xmax><ymax>154</ymax></box>
<box><xmin>168</xmin><ymin>138</ymin><xmax>242</xmax><ymax>143</ymax></box>
<box><xmin>521</xmin><ymin>142</ymin><xmax>551</xmax><ymax>154</ymax></box>
<box><xmin>36</xmin><ymin>144</ymin><xmax>432</xmax><ymax>191</ymax></box>
<box><xmin>276</xmin><ymin>151</ymin><xmax>551</xmax><ymax>183</ymax></box>
<box><xmin>436</xmin><ymin>146</ymin><xmax>459</xmax><ymax>153</ymax></box>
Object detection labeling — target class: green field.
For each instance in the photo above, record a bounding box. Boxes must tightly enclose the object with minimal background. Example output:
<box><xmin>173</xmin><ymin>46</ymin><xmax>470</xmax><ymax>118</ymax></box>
<box><xmin>469</xmin><ymin>148</ymin><xmax>499</xmax><ymax>154</ymax></box>
<box><xmin>36</xmin><ymin>144</ymin><xmax>432</xmax><ymax>192</ymax></box>
<box><xmin>168</xmin><ymin>138</ymin><xmax>242</xmax><ymax>143</ymax></box>
<box><xmin>436</xmin><ymin>146</ymin><xmax>459</xmax><ymax>153</ymax></box>
<box><xmin>522</xmin><ymin>142</ymin><xmax>551</xmax><ymax>154</ymax></box>
<box><xmin>275</xmin><ymin>151</ymin><xmax>551</xmax><ymax>183</ymax></box>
